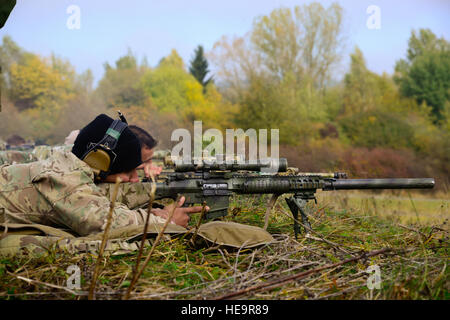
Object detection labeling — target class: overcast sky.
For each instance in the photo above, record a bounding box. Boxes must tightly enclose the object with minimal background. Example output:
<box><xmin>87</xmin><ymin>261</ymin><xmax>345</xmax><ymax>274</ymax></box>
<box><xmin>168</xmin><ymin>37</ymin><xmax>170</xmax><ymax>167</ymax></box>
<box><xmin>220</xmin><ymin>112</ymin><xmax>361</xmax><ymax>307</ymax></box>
<box><xmin>1</xmin><ymin>0</ymin><xmax>449</xmax><ymax>85</ymax></box>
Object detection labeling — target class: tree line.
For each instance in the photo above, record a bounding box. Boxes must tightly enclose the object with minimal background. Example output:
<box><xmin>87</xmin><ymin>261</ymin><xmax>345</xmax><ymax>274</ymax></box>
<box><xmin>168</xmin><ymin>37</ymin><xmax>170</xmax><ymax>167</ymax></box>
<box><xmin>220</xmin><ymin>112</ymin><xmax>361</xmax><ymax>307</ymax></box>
<box><xmin>0</xmin><ymin>3</ymin><xmax>448</xmax><ymax>187</ymax></box>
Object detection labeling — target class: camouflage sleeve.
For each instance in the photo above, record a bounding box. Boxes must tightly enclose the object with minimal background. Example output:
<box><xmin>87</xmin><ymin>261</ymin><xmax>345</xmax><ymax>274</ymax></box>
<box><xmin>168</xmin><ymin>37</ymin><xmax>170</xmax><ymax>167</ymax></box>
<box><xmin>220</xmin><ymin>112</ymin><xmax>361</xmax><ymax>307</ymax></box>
<box><xmin>32</xmin><ymin>145</ymin><xmax>73</xmax><ymax>161</ymax></box>
<box><xmin>34</xmin><ymin>170</ymin><xmax>167</xmax><ymax>236</ymax></box>
<box><xmin>0</xmin><ymin>150</ymin><xmax>36</xmax><ymax>165</ymax></box>
<box><xmin>97</xmin><ymin>182</ymin><xmax>154</xmax><ymax>209</ymax></box>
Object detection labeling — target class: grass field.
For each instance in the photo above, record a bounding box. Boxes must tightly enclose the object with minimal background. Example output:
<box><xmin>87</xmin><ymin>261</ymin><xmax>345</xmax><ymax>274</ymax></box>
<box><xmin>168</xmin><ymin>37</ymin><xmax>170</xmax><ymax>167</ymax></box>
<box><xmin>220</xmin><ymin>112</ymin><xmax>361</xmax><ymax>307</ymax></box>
<box><xmin>317</xmin><ymin>191</ymin><xmax>449</xmax><ymax>225</ymax></box>
<box><xmin>0</xmin><ymin>192</ymin><xmax>448</xmax><ymax>300</ymax></box>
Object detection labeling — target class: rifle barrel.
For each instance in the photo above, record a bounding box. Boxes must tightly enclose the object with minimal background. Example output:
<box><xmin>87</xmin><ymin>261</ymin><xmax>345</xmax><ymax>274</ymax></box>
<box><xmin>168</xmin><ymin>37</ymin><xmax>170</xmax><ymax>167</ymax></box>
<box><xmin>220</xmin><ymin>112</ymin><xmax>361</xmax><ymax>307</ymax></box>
<box><xmin>324</xmin><ymin>178</ymin><xmax>435</xmax><ymax>190</ymax></box>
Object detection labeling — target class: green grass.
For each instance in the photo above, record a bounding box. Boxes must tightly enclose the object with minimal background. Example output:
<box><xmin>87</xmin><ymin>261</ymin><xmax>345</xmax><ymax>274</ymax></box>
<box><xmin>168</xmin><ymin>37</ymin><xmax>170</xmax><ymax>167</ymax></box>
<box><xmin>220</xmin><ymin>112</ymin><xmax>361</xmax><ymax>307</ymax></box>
<box><xmin>0</xmin><ymin>193</ymin><xmax>448</xmax><ymax>300</ymax></box>
<box><xmin>317</xmin><ymin>191</ymin><xmax>449</xmax><ymax>225</ymax></box>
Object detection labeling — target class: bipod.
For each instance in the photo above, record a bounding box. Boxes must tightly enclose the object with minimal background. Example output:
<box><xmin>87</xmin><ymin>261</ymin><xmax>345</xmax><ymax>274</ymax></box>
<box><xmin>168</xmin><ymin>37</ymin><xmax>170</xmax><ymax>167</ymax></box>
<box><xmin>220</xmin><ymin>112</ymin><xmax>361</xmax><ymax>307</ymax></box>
<box><xmin>285</xmin><ymin>193</ymin><xmax>315</xmax><ymax>239</ymax></box>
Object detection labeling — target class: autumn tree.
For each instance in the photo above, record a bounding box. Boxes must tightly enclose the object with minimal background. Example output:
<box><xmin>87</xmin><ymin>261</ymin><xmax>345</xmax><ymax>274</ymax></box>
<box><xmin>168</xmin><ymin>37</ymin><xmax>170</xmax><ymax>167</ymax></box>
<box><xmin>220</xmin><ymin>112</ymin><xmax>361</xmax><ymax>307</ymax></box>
<box><xmin>7</xmin><ymin>52</ymin><xmax>76</xmax><ymax>141</ymax></box>
<box><xmin>0</xmin><ymin>36</ymin><xmax>102</xmax><ymax>143</ymax></box>
<box><xmin>0</xmin><ymin>35</ymin><xmax>26</xmax><ymax>93</ymax></box>
<box><xmin>250</xmin><ymin>3</ymin><xmax>344</xmax><ymax>88</ymax></box>
<box><xmin>96</xmin><ymin>49</ymin><xmax>148</xmax><ymax>110</ymax></box>
<box><xmin>210</xmin><ymin>3</ymin><xmax>345</xmax><ymax>144</ymax></box>
<box><xmin>211</xmin><ymin>3</ymin><xmax>344</xmax><ymax>89</ymax></box>
<box><xmin>339</xmin><ymin>47</ymin><xmax>444</xmax><ymax>154</ymax></box>
<box><xmin>140</xmin><ymin>49</ymin><xmax>194</xmax><ymax>114</ymax></box>
<box><xmin>139</xmin><ymin>49</ymin><xmax>233</xmax><ymax>129</ymax></box>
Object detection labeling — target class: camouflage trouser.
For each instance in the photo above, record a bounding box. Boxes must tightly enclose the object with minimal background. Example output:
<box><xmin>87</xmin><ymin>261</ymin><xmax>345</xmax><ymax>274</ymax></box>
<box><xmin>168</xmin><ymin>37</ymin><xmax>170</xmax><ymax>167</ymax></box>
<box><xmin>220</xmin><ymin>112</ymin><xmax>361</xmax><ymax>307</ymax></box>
<box><xmin>0</xmin><ymin>222</ymin><xmax>186</xmax><ymax>257</ymax></box>
<box><xmin>0</xmin><ymin>221</ymin><xmax>274</xmax><ymax>257</ymax></box>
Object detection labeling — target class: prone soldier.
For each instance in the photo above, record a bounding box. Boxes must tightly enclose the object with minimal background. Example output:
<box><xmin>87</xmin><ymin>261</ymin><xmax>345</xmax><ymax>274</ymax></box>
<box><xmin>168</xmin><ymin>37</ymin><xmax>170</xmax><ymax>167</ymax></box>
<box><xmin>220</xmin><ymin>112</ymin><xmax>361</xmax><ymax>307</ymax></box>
<box><xmin>0</xmin><ymin>114</ymin><xmax>207</xmax><ymax>236</ymax></box>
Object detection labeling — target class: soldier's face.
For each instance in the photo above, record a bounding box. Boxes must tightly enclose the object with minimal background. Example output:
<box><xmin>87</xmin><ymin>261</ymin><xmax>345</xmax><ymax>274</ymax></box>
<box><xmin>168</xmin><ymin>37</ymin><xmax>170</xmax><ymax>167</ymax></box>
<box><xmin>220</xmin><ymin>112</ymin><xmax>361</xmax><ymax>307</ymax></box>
<box><xmin>103</xmin><ymin>147</ymin><xmax>154</xmax><ymax>183</ymax></box>
<box><xmin>138</xmin><ymin>147</ymin><xmax>154</xmax><ymax>169</ymax></box>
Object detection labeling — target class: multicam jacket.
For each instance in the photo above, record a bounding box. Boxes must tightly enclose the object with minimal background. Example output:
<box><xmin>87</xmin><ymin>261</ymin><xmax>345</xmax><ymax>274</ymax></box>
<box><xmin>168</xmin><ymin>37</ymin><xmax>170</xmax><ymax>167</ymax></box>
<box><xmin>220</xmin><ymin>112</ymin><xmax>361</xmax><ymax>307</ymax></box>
<box><xmin>0</xmin><ymin>149</ymin><xmax>166</xmax><ymax>236</ymax></box>
<box><xmin>0</xmin><ymin>150</ymin><xmax>36</xmax><ymax>165</ymax></box>
<box><xmin>0</xmin><ymin>145</ymin><xmax>73</xmax><ymax>165</ymax></box>
<box><xmin>0</xmin><ymin>139</ymin><xmax>6</xmax><ymax>151</ymax></box>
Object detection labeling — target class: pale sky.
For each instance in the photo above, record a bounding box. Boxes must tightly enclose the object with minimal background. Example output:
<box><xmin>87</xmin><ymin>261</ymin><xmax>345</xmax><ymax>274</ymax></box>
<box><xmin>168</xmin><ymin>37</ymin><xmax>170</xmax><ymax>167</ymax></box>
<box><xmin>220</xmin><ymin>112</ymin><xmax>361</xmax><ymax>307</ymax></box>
<box><xmin>1</xmin><ymin>0</ymin><xmax>449</xmax><ymax>85</ymax></box>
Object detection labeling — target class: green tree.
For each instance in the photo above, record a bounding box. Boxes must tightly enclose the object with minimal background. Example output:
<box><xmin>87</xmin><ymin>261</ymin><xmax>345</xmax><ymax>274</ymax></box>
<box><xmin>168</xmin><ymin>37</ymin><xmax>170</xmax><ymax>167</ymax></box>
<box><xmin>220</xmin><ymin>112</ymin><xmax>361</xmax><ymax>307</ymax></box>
<box><xmin>211</xmin><ymin>3</ymin><xmax>345</xmax><ymax>93</ymax></box>
<box><xmin>339</xmin><ymin>47</ymin><xmax>443</xmax><ymax>154</ymax></box>
<box><xmin>250</xmin><ymin>2</ymin><xmax>344</xmax><ymax>88</ymax></box>
<box><xmin>210</xmin><ymin>3</ymin><xmax>344</xmax><ymax>143</ymax></box>
<box><xmin>96</xmin><ymin>49</ymin><xmax>148</xmax><ymax>109</ymax></box>
<box><xmin>140</xmin><ymin>50</ymin><xmax>195</xmax><ymax>113</ymax></box>
<box><xmin>0</xmin><ymin>35</ymin><xmax>26</xmax><ymax>92</ymax></box>
<box><xmin>339</xmin><ymin>110</ymin><xmax>415</xmax><ymax>149</ymax></box>
<box><xmin>394</xmin><ymin>29</ymin><xmax>450</xmax><ymax>120</ymax></box>
<box><xmin>189</xmin><ymin>45</ymin><xmax>213</xmax><ymax>90</ymax></box>
<box><xmin>139</xmin><ymin>49</ymin><xmax>232</xmax><ymax>128</ymax></box>
<box><xmin>342</xmin><ymin>47</ymin><xmax>386</xmax><ymax>115</ymax></box>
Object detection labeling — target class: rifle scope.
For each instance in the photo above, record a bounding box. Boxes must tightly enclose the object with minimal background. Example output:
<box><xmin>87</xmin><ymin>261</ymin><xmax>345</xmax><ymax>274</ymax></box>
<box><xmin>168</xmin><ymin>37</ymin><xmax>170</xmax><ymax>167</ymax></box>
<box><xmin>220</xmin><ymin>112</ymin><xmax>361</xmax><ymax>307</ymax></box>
<box><xmin>174</xmin><ymin>158</ymin><xmax>288</xmax><ymax>173</ymax></box>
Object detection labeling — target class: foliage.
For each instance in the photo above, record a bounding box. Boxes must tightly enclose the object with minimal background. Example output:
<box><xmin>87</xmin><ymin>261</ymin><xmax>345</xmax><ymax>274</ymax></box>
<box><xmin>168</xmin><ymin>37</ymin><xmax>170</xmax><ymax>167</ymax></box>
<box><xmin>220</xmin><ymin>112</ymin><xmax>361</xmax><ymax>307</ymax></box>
<box><xmin>0</xmin><ymin>36</ymin><xmax>101</xmax><ymax>143</ymax></box>
<box><xmin>338</xmin><ymin>46</ymin><xmax>448</xmax><ymax>172</ymax></box>
<box><xmin>140</xmin><ymin>50</ymin><xmax>200</xmax><ymax>114</ymax></box>
<box><xmin>394</xmin><ymin>29</ymin><xmax>450</xmax><ymax>120</ymax></box>
<box><xmin>342</xmin><ymin>47</ymin><xmax>380</xmax><ymax>114</ymax></box>
<box><xmin>6</xmin><ymin>54</ymin><xmax>76</xmax><ymax>140</ymax></box>
<box><xmin>210</xmin><ymin>2</ymin><xmax>345</xmax><ymax>93</ymax></box>
<box><xmin>118</xmin><ymin>103</ymin><xmax>182</xmax><ymax>149</ymax></box>
<box><xmin>95</xmin><ymin>49</ymin><xmax>148</xmax><ymax>110</ymax></box>
<box><xmin>340</xmin><ymin>110</ymin><xmax>415</xmax><ymax>149</ymax></box>
<box><xmin>139</xmin><ymin>49</ymin><xmax>233</xmax><ymax>129</ymax></box>
<box><xmin>8</xmin><ymin>54</ymin><xmax>74</xmax><ymax>112</ymax></box>
<box><xmin>0</xmin><ymin>100</ymin><xmax>31</xmax><ymax>139</ymax></box>
<box><xmin>210</xmin><ymin>3</ymin><xmax>344</xmax><ymax>144</ymax></box>
<box><xmin>0</xmin><ymin>193</ymin><xmax>448</xmax><ymax>300</ymax></box>
<box><xmin>251</xmin><ymin>3</ymin><xmax>344</xmax><ymax>89</ymax></box>
<box><xmin>0</xmin><ymin>35</ymin><xmax>26</xmax><ymax>89</ymax></box>
<box><xmin>189</xmin><ymin>45</ymin><xmax>213</xmax><ymax>90</ymax></box>
<box><xmin>0</xmin><ymin>5</ymin><xmax>448</xmax><ymax>184</ymax></box>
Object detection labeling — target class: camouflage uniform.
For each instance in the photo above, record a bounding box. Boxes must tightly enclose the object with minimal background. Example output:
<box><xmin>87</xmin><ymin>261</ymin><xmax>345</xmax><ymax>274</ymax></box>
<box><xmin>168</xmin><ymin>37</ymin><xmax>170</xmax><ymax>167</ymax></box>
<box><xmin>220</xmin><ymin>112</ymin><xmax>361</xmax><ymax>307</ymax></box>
<box><xmin>32</xmin><ymin>144</ymin><xmax>73</xmax><ymax>161</ymax></box>
<box><xmin>0</xmin><ymin>150</ymin><xmax>36</xmax><ymax>165</ymax></box>
<box><xmin>0</xmin><ymin>138</ymin><xmax>7</xmax><ymax>151</ymax></box>
<box><xmin>0</xmin><ymin>149</ymin><xmax>166</xmax><ymax>236</ymax></box>
<box><xmin>97</xmin><ymin>181</ymin><xmax>155</xmax><ymax>209</ymax></box>
<box><xmin>0</xmin><ymin>149</ymin><xmax>275</xmax><ymax>257</ymax></box>
<box><xmin>0</xmin><ymin>144</ymin><xmax>73</xmax><ymax>165</ymax></box>
<box><xmin>0</xmin><ymin>150</ymin><xmax>275</xmax><ymax>256</ymax></box>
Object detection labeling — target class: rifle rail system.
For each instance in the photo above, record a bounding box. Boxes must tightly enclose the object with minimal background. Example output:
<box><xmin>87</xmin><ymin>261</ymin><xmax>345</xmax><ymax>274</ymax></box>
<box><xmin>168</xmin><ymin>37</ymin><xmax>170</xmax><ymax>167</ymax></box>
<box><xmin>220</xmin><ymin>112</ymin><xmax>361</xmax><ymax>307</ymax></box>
<box><xmin>146</xmin><ymin>158</ymin><xmax>435</xmax><ymax>238</ymax></box>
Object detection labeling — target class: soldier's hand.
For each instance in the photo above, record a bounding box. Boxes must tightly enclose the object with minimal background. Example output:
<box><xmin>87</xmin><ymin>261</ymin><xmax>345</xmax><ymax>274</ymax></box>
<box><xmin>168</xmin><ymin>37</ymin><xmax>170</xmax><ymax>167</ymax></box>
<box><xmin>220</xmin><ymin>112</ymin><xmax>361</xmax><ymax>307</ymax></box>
<box><xmin>143</xmin><ymin>163</ymin><xmax>163</xmax><ymax>178</ymax></box>
<box><xmin>151</xmin><ymin>196</ymin><xmax>209</xmax><ymax>228</ymax></box>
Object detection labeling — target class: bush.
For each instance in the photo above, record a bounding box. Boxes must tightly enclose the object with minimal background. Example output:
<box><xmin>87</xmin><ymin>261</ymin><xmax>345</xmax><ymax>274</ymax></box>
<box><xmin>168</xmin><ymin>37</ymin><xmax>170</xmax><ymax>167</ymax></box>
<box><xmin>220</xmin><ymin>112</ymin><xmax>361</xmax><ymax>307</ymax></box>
<box><xmin>339</xmin><ymin>111</ymin><xmax>414</xmax><ymax>149</ymax></box>
<box><xmin>280</xmin><ymin>142</ymin><xmax>448</xmax><ymax>191</ymax></box>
